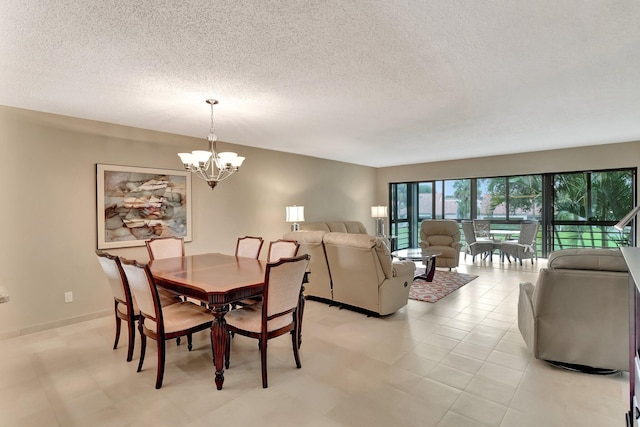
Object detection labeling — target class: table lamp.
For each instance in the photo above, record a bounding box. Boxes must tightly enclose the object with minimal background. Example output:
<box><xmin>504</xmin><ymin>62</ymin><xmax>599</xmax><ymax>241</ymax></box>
<box><xmin>286</xmin><ymin>205</ymin><xmax>305</xmax><ymax>231</ymax></box>
<box><xmin>371</xmin><ymin>205</ymin><xmax>388</xmax><ymax>237</ymax></box>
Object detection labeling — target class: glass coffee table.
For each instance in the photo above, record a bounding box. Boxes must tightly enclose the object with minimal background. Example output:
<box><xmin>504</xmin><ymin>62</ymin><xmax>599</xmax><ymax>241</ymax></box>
<box><xmin>391</xmin><ymin>248</ymin><xmax>440</xmax><ymax>282</ymax></box>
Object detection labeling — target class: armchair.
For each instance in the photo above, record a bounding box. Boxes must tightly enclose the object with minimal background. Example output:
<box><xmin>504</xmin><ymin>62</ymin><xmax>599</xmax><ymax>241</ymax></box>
<box><xmin>502</xmin><ymin>220</ymin><xmax>539</xmax><ymax>265</ymax></box>
<box><xmin>518</xmin><ymin>248</ymin><xmax>629</xmax><ymax>372</ymax></box>
<box><xmin>418</xmin><ymin>220</ymin><xmax>462</xmax><ymax>269</ymax></box>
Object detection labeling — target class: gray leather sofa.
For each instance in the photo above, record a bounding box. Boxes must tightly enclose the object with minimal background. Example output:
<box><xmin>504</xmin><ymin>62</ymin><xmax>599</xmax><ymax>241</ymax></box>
<box><xmin>518</xmin><ymin>248</ymin><xmax>629</xmax><ymax>371</ymax></box>
<box><xmin>285</xmin><ymin>221</ymin><xmax>415</xmax><ymax>315</ymax></box>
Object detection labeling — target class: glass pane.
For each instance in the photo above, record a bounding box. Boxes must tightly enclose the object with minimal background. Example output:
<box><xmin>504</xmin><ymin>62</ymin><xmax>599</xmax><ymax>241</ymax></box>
<box><xmin>477</xmin><ymin>178</ymin><xmax>507</xmax><ymax>220</ymax></box>
<box><xmin>589</xmin><ymin>170</ymin><xmax>633</xmax><ymax>221</ymax></box>
<box><xmin>435</xmin><ymin>181</ymin><xmax>444</xmax><ymax>219</ymax></box>
<box><xmin>551</xmin><ymin>224</ymin><xmax>625</xmax><ymax>250</ymax></box>
<box><xmin>446</xmin><ymin>179</ymin><xmax>471</xmax><ymax>219</ymax></box>
<box><xmin>395</xmin><ymin>184</ymin><xmax>408</xmax><ymax>220</ymax></box>
<box><xmin>508</xmin><ymin>175</ymin><xmax>542</xmax><ymax>221</ymax></box>
<box><xmin>554</xmin><ymin>173</ymin><xmax>587</xmax><ymax>220</ymax></box>
<box><xmin>418</xmin><ymin>182</ymin><xmax>433</xmax><ymax>220</ymax></box>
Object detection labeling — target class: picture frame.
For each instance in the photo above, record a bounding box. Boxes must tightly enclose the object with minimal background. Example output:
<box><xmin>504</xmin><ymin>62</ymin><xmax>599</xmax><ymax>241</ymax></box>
<box><xmin>96</xmin><ymin>164</ymin><xmax>192</xmax><ymax>249</ymax></box>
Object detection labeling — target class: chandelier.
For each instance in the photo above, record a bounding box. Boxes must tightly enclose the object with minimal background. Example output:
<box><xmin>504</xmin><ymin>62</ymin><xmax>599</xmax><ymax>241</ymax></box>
<box><xmin>178</xmin><ymin>99</ymin><xmax>245</xmax><ymax>190</ymax></box>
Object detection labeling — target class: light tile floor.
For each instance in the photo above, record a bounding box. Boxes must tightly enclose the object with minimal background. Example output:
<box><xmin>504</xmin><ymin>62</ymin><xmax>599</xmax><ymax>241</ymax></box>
<box><xmin>0</xmin><ymin>256</ymin><xmax>629</xmax><ymax>426</ymax></box>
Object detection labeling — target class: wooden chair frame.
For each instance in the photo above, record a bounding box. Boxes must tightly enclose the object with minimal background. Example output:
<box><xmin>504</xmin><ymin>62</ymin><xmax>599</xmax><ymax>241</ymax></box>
<box><xmin>235</xmin><ymin>235</ymin><xmax>264</xmax><ymax>259</ymax></box>
<box><xmin>225</xmin><ymin>254</ymin><xmax>310</xmax><ymax>388</ymax></box>
<box><xmin>96</xmin><ymin>250</ymin><xmax>139</xmax><ymax>362</ymax></box>
<box><xmin>267</xmin><ymin>239</ymin><xmax>300</xmax><ymax>262</ymax></box>
<box><xmin>120</xmin><ymin>258</ymin><xmax>213</xmax><ymax>389</ymax></box>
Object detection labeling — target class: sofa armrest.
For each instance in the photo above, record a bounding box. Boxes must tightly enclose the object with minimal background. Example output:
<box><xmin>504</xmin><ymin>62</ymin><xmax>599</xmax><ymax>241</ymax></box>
<box><xmin>518</xmin><ymin>282</ymin><xmax>536</xmax><ymax>355</ymax></box>
<box><xmin>392</xmin><ymin>260</ymin><xmax>416</xmax><ymax>278</ymax></box>
<box><xmin>418</xmin><ymin>241</ymin><xmax>430</xmax><ymax>249</ymax></box>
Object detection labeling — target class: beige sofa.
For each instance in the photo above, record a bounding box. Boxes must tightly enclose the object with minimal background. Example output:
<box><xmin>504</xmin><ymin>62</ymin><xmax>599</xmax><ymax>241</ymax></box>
<box><xmin>299</xmin><ymin>221</ymin><xmax>368</xmax><ymax>234</ymax></box>
<box><xmin>285</xmin><ymin>221</ymin><xmax>415</xmax><ymax>315</ymax></box>
<box><xmin>518</xmin><ymin>248</ymin><xmax>629</xmax><ymax>372</ymax></box>
<box><xmin>286</xmin><ymin>221</ymin><xmax>367</xmax><ymax>301</ymax></box>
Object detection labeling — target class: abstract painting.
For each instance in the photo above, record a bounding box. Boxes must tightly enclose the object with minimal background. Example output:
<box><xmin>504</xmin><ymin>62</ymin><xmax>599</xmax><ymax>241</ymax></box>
<box><xmin>97</xmin><ymin>164</ymin><xmax>192</xmax><ymax>249</ymax></box>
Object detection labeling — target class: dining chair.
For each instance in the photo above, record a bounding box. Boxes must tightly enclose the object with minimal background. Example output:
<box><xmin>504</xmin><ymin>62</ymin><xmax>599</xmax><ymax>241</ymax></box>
<box><xmin>95</xmin><ymin>250</ymin><xmax>139</xmax><ymax>362</ymax></box>
<box><xmin>231</xmin><ymin>236</ymin><xmax>266</xmax><ymax>307</ymax></box>
<box><xmin>267</xmin><ymin>239</ymin><xmax>300</xmax><ymax>262</ymax></box>
<box><xmin>235</xmin><ymin>236</ymin><xmax>264</xmax><ymax>259</ymax></box>
<box><xmin>461</xmin><ymin>221</ymin><xmax>495</xmax><ymax>262</ymax></box>
<box><xmin>224</xmin><ymin>254</ymin><xmax>310</xmax><ymax>388</ymax></box>
<box><xmin>120</xmin><ymin>257</ymin><xmax>215</xmax><ymax>389</ymax></box>
<box><xmin>95</xmin><ymin>250</ymin><xmax>182</xmax><ymax>362</ymax></box>
<box><xmin>146</xmin><ymin>236</ymin><xmax>192</xmax><ymax>310</ymax></box>
<box><xmin>145</xmin><ymin>236</ymin><xmax>185</xmax><ymax>260</ymax></box>
<box><xmin>501</xmin><ymin>220</ymin><xmax>539</xmax><ymax>265</ymax></box>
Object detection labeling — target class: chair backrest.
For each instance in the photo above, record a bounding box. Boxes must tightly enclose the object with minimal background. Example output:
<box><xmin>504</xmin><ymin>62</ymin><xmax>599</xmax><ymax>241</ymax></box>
<box><xmin>262</xmin><ymin>254</ymin><xmax>310</xmax><ymax>328</ymax></box>
<box><xmin>146</xmin><ymin>237</ymin><xmax>185</xmax><ymax>260</ymax></box>
<box><xmin>283</xmin><ymin>230</ymin><xmax>332</xmax><ymax>300</ymax></box>
<box><xmin>461</xmin><ymin>221</ymin><xmax>477</xmax><ymax>245</ymax></box>
<box><xmin>96</xmin><ymin>250</ymin><xmax>131</xmax><ymax>306</ymax></box>
<box><xmin>120</xmin><ymin>258</ymin><xmax>162</xmax><ymax>329</ymax></box>
<box><xmin>235</xmin><ymin>236</ymin><xmax>264</xmax><ymax>259</ymax></box>
<box><xmin>473</xmin><ymin>220</ymin><xmax>491</xmax><ymax>238</ymax></box>
<box><xmin>267</xmin><ymin>239</ymin><xmax>300</xmax><ymax>262</ymax></box>
<box><xmin>518</xmin><ymin>221</ymin><xmax>539</xmax><ymax>245</ymax></box>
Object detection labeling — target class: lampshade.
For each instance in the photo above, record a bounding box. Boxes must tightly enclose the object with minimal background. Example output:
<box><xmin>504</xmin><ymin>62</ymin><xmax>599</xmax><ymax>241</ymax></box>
<box><xmin>614</xmin><ymin>206</ymin><xmax>640</xmax><ymax>231</ymax></box>
<box><xmin>286</xmin><ymin>206</ymin><xmax>305</xmax><ymax>223</ymax></box>
<box><xmin>371</xmin><ymin>206</ymin><xmax>388</xmax><ymax>218</ymax></box>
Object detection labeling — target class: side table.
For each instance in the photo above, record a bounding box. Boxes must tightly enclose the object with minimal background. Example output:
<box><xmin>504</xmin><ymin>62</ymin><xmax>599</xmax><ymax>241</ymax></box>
<box><xmin>391</xmin><ymin>248</ymin><xmax>440</xmax><ymax>282</ymax></box>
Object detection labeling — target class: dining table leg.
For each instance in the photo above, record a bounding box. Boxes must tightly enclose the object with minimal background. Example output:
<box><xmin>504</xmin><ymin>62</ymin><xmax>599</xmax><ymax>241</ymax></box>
<box><xmin>298</xmin><ymin>287</ymin><xmax>305</xmax><ymax>348</ymax></box>
<box><xmin>210</xmin><ymin>304</ymin><xmax>229</xmax><ymax>390</ymax></box>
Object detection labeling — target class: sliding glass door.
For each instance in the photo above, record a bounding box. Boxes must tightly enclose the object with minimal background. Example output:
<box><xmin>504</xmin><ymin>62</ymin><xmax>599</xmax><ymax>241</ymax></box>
<box><xmin>390</xmin><ymin>167</ymin><xmax>636</xmax><ymax>256</ymax></box>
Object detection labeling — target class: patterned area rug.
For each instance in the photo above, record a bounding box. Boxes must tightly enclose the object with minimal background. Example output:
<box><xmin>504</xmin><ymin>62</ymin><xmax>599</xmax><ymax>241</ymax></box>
<box><xmin>409</xmin><ymin>270</ymin><xmax>478</xmax><ymax>303</ymax></box>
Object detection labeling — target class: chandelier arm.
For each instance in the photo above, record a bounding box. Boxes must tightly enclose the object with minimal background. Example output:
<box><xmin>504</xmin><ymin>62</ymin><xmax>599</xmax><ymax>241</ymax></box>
<box><xmin>178</xmin><ymin>99</ymin><xmax>243</xmax><ymax>190</ymax></box>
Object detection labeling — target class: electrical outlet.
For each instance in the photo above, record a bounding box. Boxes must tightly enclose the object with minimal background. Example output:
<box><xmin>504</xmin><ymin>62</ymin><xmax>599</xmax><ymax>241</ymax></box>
<box><xmin>64</xmin><ymin>291</ymin><xmax>73</xmax><ymax>303</ymax></box>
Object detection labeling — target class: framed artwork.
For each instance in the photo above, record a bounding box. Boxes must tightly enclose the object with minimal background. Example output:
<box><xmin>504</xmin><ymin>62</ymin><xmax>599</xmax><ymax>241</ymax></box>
<box><xmin>96</xmin><ymin>164</ymin><xmax>192</xmax><ymax>249</ymax></box>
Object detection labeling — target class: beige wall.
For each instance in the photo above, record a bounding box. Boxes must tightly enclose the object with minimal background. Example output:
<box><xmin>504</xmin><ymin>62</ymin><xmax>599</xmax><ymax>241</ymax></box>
<box><xmin>0</xmin><ymin>106</ymin><xmax>376</xmax><ymax>338</ymax></box>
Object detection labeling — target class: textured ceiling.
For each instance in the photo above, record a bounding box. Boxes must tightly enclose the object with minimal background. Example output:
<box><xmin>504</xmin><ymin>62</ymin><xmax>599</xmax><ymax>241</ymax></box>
<box><xmin>2</xmin><ymin>1</ymin><xmax>640</xmax><ymax>167</ymax></box>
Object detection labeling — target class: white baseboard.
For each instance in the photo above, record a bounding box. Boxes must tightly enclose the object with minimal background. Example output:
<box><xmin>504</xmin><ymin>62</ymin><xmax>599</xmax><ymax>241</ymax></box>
<box><xmin>0</xmin><ymin>309</ymin><xmax>111</xmax><ymax>341</ymax></box>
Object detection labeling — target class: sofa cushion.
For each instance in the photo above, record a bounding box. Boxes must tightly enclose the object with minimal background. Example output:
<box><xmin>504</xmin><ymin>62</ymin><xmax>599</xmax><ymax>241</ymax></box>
<box><xmin>547</xmin><ymin>248</ymin><xmax>627</xmax><ymax>272</ymax></box>
<box><xmin>300</xmin><ymin>221</ymin><xmax>368</xmax><ymax>234</ymax></box>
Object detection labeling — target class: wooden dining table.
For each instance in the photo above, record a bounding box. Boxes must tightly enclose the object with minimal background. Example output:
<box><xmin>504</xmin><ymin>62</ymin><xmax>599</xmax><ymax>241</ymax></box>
<box><xmin>149</xmin><ymin>252</ymin><xmax>266</xmax><ymax>390</ymax></box>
